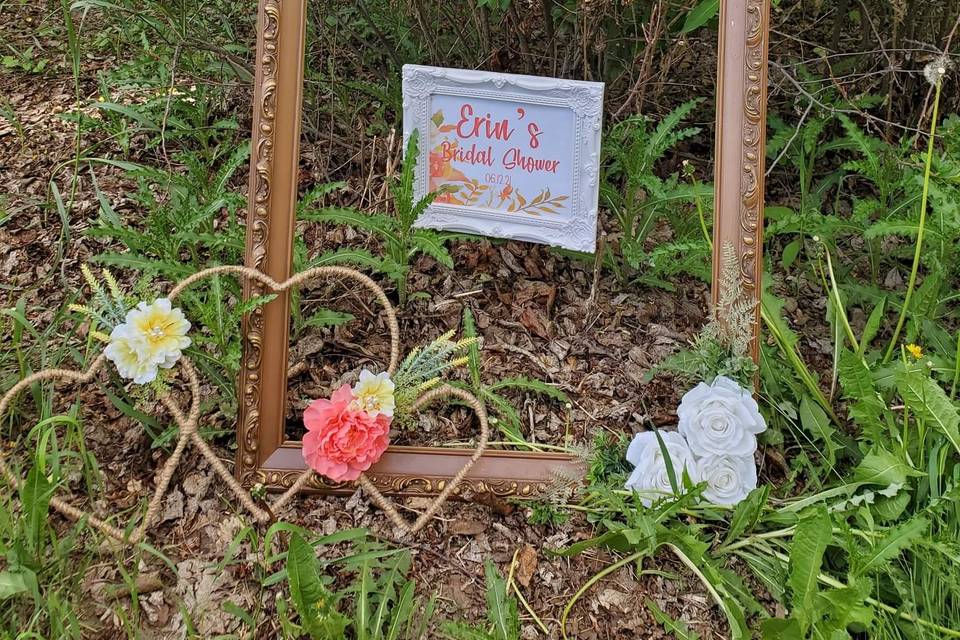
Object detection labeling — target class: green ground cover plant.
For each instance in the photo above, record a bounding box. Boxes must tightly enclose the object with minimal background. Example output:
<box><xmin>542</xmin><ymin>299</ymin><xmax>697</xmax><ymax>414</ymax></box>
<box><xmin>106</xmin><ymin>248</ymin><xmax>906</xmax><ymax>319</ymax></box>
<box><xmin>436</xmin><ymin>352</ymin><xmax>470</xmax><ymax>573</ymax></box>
<box><xmin>300</xmin><ymin>130</ymin><xmax>459</xmax><ymax>305</ymax></box>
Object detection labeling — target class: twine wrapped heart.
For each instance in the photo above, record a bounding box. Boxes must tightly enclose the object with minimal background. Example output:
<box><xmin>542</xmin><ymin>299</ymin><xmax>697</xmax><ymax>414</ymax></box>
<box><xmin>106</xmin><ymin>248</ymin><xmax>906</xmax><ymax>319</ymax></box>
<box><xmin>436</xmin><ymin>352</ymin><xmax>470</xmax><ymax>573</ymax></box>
<box><xmin>0</xmin><ymin>355</ymin><xmax>271</xmax><ymax>545</ymax></box>
<box><xmin>167</xmin><ymin>265</ymin><xmax>401</xmax><ymax>373</ymax></box>
<box><xmin>169</xmin><ymin>265</ymin><xmax>488</xmax><ymax>535</ymax></box>
<box><xmin>270</xmin><ymin>383</ymin><xmax>489</xmax><ymax>536</ymax></box>
<box><xmin>0</xmin><ymin>264</ymin><xmax>486</xmax><ymax>542</ymax></box>
<box><xmin>356</xmin><ymin>384</ymin><xmax>489</xmax><ymax>535</ymax></box>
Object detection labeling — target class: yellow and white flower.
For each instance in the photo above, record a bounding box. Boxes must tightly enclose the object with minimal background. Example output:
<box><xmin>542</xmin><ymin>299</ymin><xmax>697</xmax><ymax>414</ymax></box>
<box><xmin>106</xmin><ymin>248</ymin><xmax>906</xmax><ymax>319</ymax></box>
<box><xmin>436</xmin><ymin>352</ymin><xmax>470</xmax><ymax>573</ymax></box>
<box><xmin>124</xmin><ymin>298</ymin><xmax>191</xmax><ymax>366</ymax></box>
<box><xmin>351</xmin><ymin>369</ymin><xmax>395</xmax><ymax>417</ymax></box>
<box><xmin>105</xmin><ymin>298</ymin><xmax>191</xmax><ymax>384</ymax></box>
<box><xmin>104</xmin><ymin>330</ymin><xmax>161</xmax><ymax>384</ymax></box>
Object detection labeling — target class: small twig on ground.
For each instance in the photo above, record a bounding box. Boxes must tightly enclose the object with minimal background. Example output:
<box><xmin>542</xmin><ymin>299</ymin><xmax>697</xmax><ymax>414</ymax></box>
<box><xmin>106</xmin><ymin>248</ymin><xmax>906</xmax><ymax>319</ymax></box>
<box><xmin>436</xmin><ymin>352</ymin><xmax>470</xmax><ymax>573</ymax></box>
<box><xmin>95</xmin><ymin>573</ymin><xmax>165</xmax><ymax>601</ymax></box>
<box><xmin>287</xmin><ymin>361</ymin><xmax>308</xmax><ymax>379</ymax></box>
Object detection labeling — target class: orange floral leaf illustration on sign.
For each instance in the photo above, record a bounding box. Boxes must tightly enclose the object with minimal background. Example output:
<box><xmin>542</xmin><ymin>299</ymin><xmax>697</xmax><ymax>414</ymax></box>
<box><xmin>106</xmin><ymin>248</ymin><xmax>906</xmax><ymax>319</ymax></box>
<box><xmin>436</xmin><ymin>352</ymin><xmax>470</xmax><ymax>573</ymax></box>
<box><xmin>429</xmin><ymin>143</ymin><xmax>469</xmax><ymax>187</ymax></box>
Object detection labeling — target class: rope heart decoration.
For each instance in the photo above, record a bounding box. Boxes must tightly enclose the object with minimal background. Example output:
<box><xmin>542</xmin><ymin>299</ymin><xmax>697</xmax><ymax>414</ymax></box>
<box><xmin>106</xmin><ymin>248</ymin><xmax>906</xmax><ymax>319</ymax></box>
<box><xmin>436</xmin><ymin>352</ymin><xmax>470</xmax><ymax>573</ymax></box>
<box><xmin>1</xmin><ymin>264</ymin><xmax>487</xmax><ymax>544</ymax></box>
<box><xmin>168</xmin><ymin>265</ymin><xmax>489</xmax><ymax>536</ymax></box>
<box><xmin>0</xmin><ymin>355</ymin><xmax>271</xmax><ymax>544</ymax></box>
<box><xmin>0</xmin><ymin>267</ymin><xmax>399</xmax><ymax>546</ymax></box>
<box><xmin>0</xmin><ymin>266</ymin><xmax>489</xmax><ymax>545</ymax></box>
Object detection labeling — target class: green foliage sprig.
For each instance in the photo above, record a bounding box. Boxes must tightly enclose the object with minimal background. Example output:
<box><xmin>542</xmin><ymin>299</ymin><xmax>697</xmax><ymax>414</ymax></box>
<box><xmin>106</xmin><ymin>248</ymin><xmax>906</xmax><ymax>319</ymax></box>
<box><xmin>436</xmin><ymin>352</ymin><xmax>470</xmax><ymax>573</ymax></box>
<box><xmin>649</xmin><ymin>242</ymin><xmax>758</xmax><ymax>388</ymax></box>
<box><xmin>392</xmin><ymin>330</ymin><xmax>476</xmax><ymax>421</ymax></box>
<box><xmin>68</xmin><ymin>265</ymin><xmax>130</xmax><ymax>335</ymax></box>
<box><xmin>440</xmin><ymin>561</ymin><xmax>520</xmax><ymax>640</ymax></box>
<box><xmin>601</xmin><ymin>99</ymin><xmax>713</xmax><ymax>283</ymax></box>
<box><xmin>301</xmin><ymin>129</ymin><xmax>460</xmax><ymax>304</ymax></box>
<box><xmin>457</xmin><ymin>308</ymin><xmax>569</xmax><ymax>446</ymax></box>
<box><xmin>281</xmin><ymin>531</ymin><xmax>436</xmax><ymax>640</ymax></box>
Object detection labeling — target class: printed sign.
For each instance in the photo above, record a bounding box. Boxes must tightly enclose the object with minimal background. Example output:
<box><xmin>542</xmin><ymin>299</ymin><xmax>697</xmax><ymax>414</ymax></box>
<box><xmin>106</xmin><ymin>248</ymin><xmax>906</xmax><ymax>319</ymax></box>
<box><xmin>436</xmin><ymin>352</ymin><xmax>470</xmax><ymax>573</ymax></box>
<box><xmin>402</xmin><ymin>65</ymin><xmax>604</xmax><ymax>253</ymax></box>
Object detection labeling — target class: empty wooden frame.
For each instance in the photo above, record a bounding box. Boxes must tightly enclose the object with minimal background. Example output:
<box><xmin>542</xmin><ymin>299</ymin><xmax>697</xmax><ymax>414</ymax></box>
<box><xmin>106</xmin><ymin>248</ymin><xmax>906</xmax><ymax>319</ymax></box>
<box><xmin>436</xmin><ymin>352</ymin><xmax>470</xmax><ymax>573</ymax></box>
<box><xmin>236</xmin><ymin>0</ymin><xmax>770</xmax><ymax>495</ymax></box>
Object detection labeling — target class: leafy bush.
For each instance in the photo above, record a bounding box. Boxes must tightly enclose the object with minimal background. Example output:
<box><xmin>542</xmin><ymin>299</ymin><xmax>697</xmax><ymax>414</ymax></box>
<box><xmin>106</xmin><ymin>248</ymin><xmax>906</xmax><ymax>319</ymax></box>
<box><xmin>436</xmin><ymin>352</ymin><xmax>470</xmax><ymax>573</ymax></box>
<box><xmin>600</xmin><ymin>99</ymin><xmax>713</xmax><ymax>284</ymax></box>
<box><xmin>583</xmin><ymin>87</ymin><xmax>960</xmax><ymax>637</ymax></box>
<box><xmin>282</xmin><ymin>532</ymin><xmax>437</xmax><ymax>640</ymax></box>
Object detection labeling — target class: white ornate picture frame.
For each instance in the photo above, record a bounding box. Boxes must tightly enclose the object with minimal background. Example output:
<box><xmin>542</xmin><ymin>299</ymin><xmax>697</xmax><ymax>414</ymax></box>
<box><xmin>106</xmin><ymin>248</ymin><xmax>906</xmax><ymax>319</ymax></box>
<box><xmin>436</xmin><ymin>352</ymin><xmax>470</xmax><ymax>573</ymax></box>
<box><xmin>402</xmin><ymin>65</ymin><xmax>604</xmax><ymax>253</ymax></box>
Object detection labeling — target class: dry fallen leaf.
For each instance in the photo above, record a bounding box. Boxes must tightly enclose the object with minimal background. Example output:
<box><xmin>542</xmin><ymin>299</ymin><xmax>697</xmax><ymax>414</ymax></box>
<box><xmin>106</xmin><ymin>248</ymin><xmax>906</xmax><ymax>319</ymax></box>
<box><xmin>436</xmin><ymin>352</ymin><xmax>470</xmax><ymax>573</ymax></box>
<box><xmin>449</xmin><ymin>519</ymin><xmax>488</xmax><ymax>536</ymax></box>
<box><xmin>519</xmin><ymin>307</ymin><xmax>551</xmax><ymax>339</ymax></box>
<box><xmin>594</xmin><ymin>588</ymin><xmax>632</xmax><ymax>613</ymax></box>
<box><xmin>515</xmin><ymin>544</ymin><xmax>538</xmax><ymax>588</ymax></box>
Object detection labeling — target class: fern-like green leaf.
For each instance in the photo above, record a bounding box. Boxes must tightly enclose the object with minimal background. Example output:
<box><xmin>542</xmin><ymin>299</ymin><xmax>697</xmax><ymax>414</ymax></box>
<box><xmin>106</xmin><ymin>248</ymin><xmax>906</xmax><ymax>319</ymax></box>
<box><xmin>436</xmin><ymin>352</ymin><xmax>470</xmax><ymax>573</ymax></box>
<box><xmin>481</xmin><ymin>390</ymin><xmax>526</xmax><ymax>444</ymax></box>
<box><xmin>853</xmin><ymin>516</ymin><xmax>928</xmax><ymax>577</ymax></box>
<box><xmin>306</xmin><ymin>248</ymin><xmax>384</xmax><ymax>272</ymax></box>
<box><xmin>287</xmin><ymin>533</ymin><xmax>349</xmax><ymax>639</ymax></box>
<box><xmin>462</xmin><ymin>308</ymin><xmax>482</xmax><ymax>389</ymax></box>
<box><xmin>411</xmin><ymin>230</ymin><xmax>454</xmax><ymax>268</ymax></box>
<box><xmin>489</xmin><ymin>377</ymin><xmax>568</xmax><ymax>402</ymax></box>
<box><xmin>837</xmin><ymin>350</ymin><xmax>886</xmax><ymax>441</ymax></box>
<box><xmin>91</xmin><ymin>253</ymin><xmax>193</xmax><ymax>278</ymax></box>
<box><xmin>298</xmin><ymin>309</ymin><xmax>355</xmax><ymax>330</ymax></box>
<box><xmin>483</xmin><ymin>560</ymin><xmax>519</xmax><ymax>640</ymax></box>
<box><xmin>646</xmin><ymin>98</ymin><xmax>704</xmax><ymax>164</ymax></box>
<box><xmin>300</xmin><ymin>207</ymin><xmax>399</xmax><ymax>242</ymax></box>
<box><xmin>788</xmin><ymin>507</ymin><xmax>832</xmax><ymax>633</ymax></box>
<box><xmin>395</xmin><ymin>129</ymin><xmax>419</xmax><ymax>228</ymax></box>
<box><xmin>298</xmin><ymin>181</ymin><xmax>347</xmax><ymax>211</ymax></box>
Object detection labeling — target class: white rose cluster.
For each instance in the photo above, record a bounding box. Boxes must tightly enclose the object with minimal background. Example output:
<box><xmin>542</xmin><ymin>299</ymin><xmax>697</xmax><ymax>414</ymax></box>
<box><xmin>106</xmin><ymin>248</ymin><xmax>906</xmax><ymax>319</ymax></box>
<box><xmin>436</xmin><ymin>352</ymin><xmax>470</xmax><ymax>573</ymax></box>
<box><xmin>624</xmin><ymin>376</ymin><xmax>765</xmax><ymax>507</ymax></box>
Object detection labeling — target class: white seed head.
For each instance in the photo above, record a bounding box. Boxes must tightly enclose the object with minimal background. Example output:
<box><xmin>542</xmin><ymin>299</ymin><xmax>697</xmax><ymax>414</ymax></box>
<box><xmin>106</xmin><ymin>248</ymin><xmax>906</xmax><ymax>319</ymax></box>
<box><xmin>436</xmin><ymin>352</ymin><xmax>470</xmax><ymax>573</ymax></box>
<box><xmin>924</xmin><ymin>55</ymin><xmax>952</xmax><ymax>87</ymax></box>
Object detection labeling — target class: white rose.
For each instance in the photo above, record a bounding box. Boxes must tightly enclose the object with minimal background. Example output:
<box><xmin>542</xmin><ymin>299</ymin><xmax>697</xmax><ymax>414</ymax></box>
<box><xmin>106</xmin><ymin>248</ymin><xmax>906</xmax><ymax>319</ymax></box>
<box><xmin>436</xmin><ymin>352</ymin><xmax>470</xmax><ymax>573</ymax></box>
<box><xmin>624</xmin><ymin>431</ymin><xmax>700</xmax><ymax>506</ymax></box>
<box><xmin>697</xmin><ymin>454</ymin><xmax>757</xmax><ymax>506</ymax></box>
<box><xmin>678</xmin><ymin>376</ymin><xmax>765</xmax><ymax>458</ymax></box>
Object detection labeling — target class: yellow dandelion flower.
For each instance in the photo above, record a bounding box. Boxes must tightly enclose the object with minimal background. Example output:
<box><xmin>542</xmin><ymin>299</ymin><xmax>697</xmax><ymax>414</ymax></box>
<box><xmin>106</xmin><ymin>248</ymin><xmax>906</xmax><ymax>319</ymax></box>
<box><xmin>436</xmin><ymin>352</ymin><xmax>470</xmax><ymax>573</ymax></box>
<box><xmin>906</xmin><ymin>344</ymin><xmax>923</xmax><ymax>360</ymax></box>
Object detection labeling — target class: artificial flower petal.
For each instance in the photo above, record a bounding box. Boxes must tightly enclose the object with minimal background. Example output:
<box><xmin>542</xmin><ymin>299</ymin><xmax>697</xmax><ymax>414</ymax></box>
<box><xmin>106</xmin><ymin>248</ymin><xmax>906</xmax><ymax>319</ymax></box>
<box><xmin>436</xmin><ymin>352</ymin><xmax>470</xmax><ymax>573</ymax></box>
<box><xmin>678</xmin><ymin>376</ymin><xmax>766</xmax><ymax>458</ymax></box>
<box><xmin>623</xmin><ymin>431</ymin><xmax>700</xmax><ymax>507</ymax></box>
<box><xmin>302</xmin><ymin>384</ymin><xmax>391</xmax><ymax>483</ymax></box>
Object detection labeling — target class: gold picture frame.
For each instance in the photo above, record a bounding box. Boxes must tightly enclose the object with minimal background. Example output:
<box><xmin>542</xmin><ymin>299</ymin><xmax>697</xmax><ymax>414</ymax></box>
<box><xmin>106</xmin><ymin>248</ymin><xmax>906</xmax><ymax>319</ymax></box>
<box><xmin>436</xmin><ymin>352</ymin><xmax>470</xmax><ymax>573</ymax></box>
<box><xmin>235</xmin><ymin>0</ymin><xmax>770</xmax><ymax>496</ymax></box>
